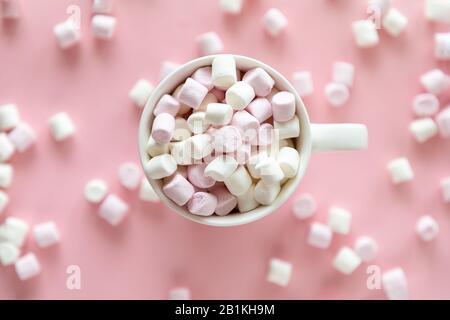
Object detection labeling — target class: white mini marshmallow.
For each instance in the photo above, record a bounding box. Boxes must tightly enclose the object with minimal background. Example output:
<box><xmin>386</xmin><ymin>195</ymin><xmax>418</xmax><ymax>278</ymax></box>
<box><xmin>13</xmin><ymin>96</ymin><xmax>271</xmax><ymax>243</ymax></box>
<box><xmin>224</xmin><ymin>165</ymin><xmax>252</xmax><ymax>196</ymax></box>
<box><xmin>188</xmin><ymin>134</ymin><xmax>213</xmax><ymax>160</ymax></box>
<box><xmin>160</xmin><ymin>61</ymin><xmax>180</xmax><ymax>81</ymax></box>
<box><xmin>387</xmin><ymin>157</ymin><xmax>414</xmax><ymax>184</ymax></box>
<box><xmin>436</xmin><ymin>105</ymin><xmax>450</xmax><ymax>137</ymax></box>
<box><xmin>170</xmin><ymin>140</ymin><xmax>194</xmax><ymax>165</ymax></box>
<box><xmin>324</xmin><ymin>82</ymin><xmax>350</xmax><ymax>107</ymax></box>
<box><xmin>274</xmin><ymin>115</ymin><xmax>300</xmax><ymax>139</ymax></box>
<box><xmin>247</xmin><ymin>151</ymin><xmax>269</xmax><ymax>179</ymax></box>
<box><xmin>435</xmin><ymin>32</ymin><xmax>450</xmax><ymax>60</ymax></box>
<box><xmin>0</xmin><ymin>190</ymin><xmax>9</xmax><ymax>215</ymax></box>
<box><xmin>412</xmin><ymin>93</ymin><xmax>439</xmax><ymax>116</ymax></box>
<box><xmin>292</xmin><ymin>193</ymin><xmax>316</xmax><ymax>220</ymax></box>
<box><xmin>8</xmin><ymin>122</ymin><xmax>36</xmax><ymax>153</ymax></box>
<box><xmin>0</xmin><ymin>242</ymin><xmax>20</xmax><ymax>266</ymax></box>
<box><xmin>84</xmin><ymin>179</ymin><xmax>108</xmax><ymax>203</ymax></box>
<box><xmin>267</xmin><ymin>258</ymin><xmax>292</xmax><ymax>287</ymax></box>
<box><xmin>352</xmin><ymin>20</ymin><xmax>379</xmax><ymax>48</ymax></box>
<box><xmin>169</xmin><ymin>287</ymin><xmax>191</xmax><ymax>300</ymax></box>
<box><xmin>187</xmin><ymin>112</ymin><xmax>209</xmax><ymax>134</ymax></box>
<box><xmin>382</xmin><ymin>268</ymin><xmax>408</xmax><ymax>300</ymax></box>
<box><xmin>354</xmin><ymin>236</ymin><xmax>378</xmax><ymax>262</ymax></box>
<box><xmin>382</xmin><ymin>8</ymin><xmax>408</xmax><ymax>36</ymax></box>
<box><xmin>255</xmin><ymin>157</ymin><xmax>284</xmax><ymax>186</ymax></box>
<box><xmin>139</xmin><ymin>178</ymin><xmax>159</xmax><ymax>202</ymax></box>
<box><xmin>420</xmin><ymin>69</ymin><xmax>449</xmax><ymax>95</ymax></box>
<box><xmin>0</xmin><ymin>163</ymin><xmax>13</xmax><ymax>188</ymax></box>
<box><xmin>333</xmin><ymin>247</ymin><xmax>362</xmax><ymax>275</ymax></box>
<box><xmin>4</xmin><ymin>217</ymin><xmax>29</xmax><ymax>247</ymax></box>
<box><xmin>196</xmin><ymin>31</ymin><xmax>224</xmax><ymax>56</ymax></box>
<box><xmin>237</xmin><ymin>184</ymin><xmax>259</xmax><ymax>212</ymax></box>
<box><xmin>1</xmin><ymin>0</ymin><xmax>20</xmax><ymax>19</ymax></box>
<box><xmin>129</xmin><ymin>79</ymin><xmax>154</xmax><ymax>108</ymax></box>
<box><xmin>220</xmin><ymin>0</ymin><xmax>242</xmax><ymax>14</ymax></box>
<box><xmin>15</xmin><ymin>253</ymin><xmax>41</xmax><ymax>281</ymax></box>
<box><xmin>32</xmin><ymin>222</ymin><xmax>60</xmax><ymax>248</ymax></box>
<box><xmin>173</xmin><ymin>118</ymin><xmax>192</xmax><ymax>141</ymax></box>
<box><xmin>92</xmin><ymin>15</ymin><xmax>117</xmax><ymax>39</ymax></box>
<box><xmin>0</xmin><ymin>104</ymin><xmax>20</xmax><ymax>131</ymax></box>
<box><xmin>53</xmin><ymin>20</ymin><xmax>80</xmax><ymax>49</ymax></box>
<box><xmin>226</xmin><ymin>81</ymin><xmax>255</xmax><ymax>110</ymax></box>
<box><xmin>416</xmin><ymin>215</ymin><xmax>439</xmax><ymax>242</ymax></box>
<box><xmin>211</xmin><ymin>55</ymin><xmax>237</xmax><ymax>89</ymax></box>
<box><xmin>409</xmin><ymin>118</ymin><xmax>438</xmax><ymax>143</ymax></box>
<box><xmin>0</xmin><ymin>133</ymin><xmax>14</xmax><ymax>162</ymax></box>
<box><xmin>117</xmin><ymin>162</ymin><xmax>141</xmax><ymax>190</ymax></box>
<box><xmin>292</xmin><ymin>71</ymin><xmax>314</xmax><ymax>97</ymax></box>
<box><xmin>204</xmin><ymin>155</ymin><xmax>238</xmax><ymax>182</ymax></box>
<box><xmin>48</xmin><ymin>112</ymin><xmax>75</xmax><ymax>141</ymax></box>
<box><xmin>328</xmin><ymin>206</ymin><xmax>352</xmax><ymax>234</ymax></box>
<box><xmin>333</xmin><ymin>62</ymin><xmax>355</xmax><ymax>88</ymax></box>
<box><xmin>442</xmin><ymin>177</ymin><xmax>450</xmax><ymax>203</ymax></box>
<box><xmin>99</xmin><ymin>194</ymin><xmax>129</xmax><ymax>226</ymax></box>
<box><xmin>277</xmin><ymin>147</ymin><xmax>300</xmax><ymax>178</ymax></box>
<box><xmin>262</xmin><ymin>8</ymin><xmax>288</xmax><ymax>37</ymax></box>
<box><xmin>205</xmin><ymin>103</ymin><xmax>233</xmax><ymax>126</ymax></box>
<box><xmin>92</xmin><ymin>0</ymin><xmax>114</xmax><ymax>14</ymax></box>
<box><xmin>308</xmin><ymin>222</ymin><xmax>333</xmax><ymax>249</ymax></box>
<box><xmin>147</xmin><ymin>136</ymin><xmax>169</xmax><ymax>157</ymax></box>
<box><xmin>425</xmin><ymin>0</ymin><xmax>450</xmax><ymax>24</ymax></box>
<box><xmin>254</xmin><ymin>180</ymin><xmax>281</xmax><ymax>205</ymax></box>
<box><xmin>144</xmin><ymin>154</ymin><xmax>177</xmax><ymax>179</ymax></box>
<box><xmin>368</xmin><ymin>0</ymin><xmax>391</xmax><ymax>15</ymax></box>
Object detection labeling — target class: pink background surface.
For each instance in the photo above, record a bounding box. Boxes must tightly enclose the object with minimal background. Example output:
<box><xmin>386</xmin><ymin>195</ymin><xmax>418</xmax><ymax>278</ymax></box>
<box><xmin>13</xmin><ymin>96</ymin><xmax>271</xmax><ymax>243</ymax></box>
<box><xmin>1</xmin><ymin>0</ymin><xmax>450</xmax><ymax>300</ymax></box>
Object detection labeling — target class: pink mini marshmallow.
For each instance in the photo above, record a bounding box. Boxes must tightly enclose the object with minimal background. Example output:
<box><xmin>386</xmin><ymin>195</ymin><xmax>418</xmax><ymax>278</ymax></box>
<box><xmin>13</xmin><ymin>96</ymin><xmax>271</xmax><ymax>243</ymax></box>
<box><xmin>151</xmin><ymin>113</ymin><xmax>175</xmax><ymax>144</ymax></box>
<box><xmin>231</xmin><ymin>110</ymin><xmax>260</xmax><ymax>143</ymax></box>
<box><xmin>187</xmin><ymin>163</ymin><xmax>216</xmax><ymax>189</ymax></box>
<box><xmin>292</xmin><ymin>193</ymin><xmax>317</xmax><ymax>220</ymax></box>
<box><xmin>210</xmin><ymin>88</ymin><xmax>226</xmax><ymax>101</ymax></box>
<box><xmin>187</xmin><ymin>192</ymin><xmax>217</xmax><ymax>216</ymax></box>
<box><xmin>272</xmin><ymin>91</ymin><xmax>296</xmax><ymax>122</ymax></box>
<box><xmin>192</xmin><ymin>67</ymin><xmax>214</xmax><ymax>91</ymax></box>
<box><xmin>257</xmin><ymin>123</ymin><xmax>274</xmax><ymax>146</ymax></box>
<box><xmin>246</xmin><ymin>98</ymin><xmax>272</xmax><ymax>123</ymax></box>
<box><xmin>178</xmin><ymin>78</ymin><xmax>209</xmax><ymax>109</ymax></box>
<box><xmin>242</xmin><ymin>67</ymin><xmax>275</xmax><ymax>97</ymax></box>
<box><xmin>153</xmin><ymin>94</ymin><xmax>180</xmax><ymax>117</ymax></box>
<box><xmin>163</xmin><ymin>173</ymin><xmax>195</xmax><ymax>206</ymax></box>
<box><xmin>213</xmin><ymin>125</ymin><xmax>242</xmax><ymax>153</ymax></box>
<box><xmin>436</xmin><ymin>106</ymin><xmax>450</xmax><ymax>138</ymax></box>
<box><xmin>211</xmin><ymin>186</ymin><xmax>237</xmax><ymax>216</ymax></box>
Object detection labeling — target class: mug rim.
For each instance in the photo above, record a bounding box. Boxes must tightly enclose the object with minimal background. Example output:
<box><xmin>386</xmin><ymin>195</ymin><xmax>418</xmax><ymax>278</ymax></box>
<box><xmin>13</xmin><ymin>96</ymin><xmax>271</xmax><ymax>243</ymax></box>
<box><xmin>138</xmin><ymin>54</ymin><xmax>312</xmax><ymax>227</ymax></box>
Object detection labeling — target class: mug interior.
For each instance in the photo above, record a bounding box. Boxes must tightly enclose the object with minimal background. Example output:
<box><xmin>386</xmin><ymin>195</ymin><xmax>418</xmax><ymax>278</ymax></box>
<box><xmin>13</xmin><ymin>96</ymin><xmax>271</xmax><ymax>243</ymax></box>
<box><xmin>139</xmin><ymin>55</ymin><xmax>312</xmax><ymax>227</ymax></box>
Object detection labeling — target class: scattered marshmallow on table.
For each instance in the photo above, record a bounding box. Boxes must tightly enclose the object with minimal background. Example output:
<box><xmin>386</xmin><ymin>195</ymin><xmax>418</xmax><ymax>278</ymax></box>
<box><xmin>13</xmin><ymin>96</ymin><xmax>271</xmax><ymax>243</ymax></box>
<box><xmin>292</xmin><ymin>193</ymin><xmax>316</xmax><ymax>220</ymax></box>
<box><xmin>98</xmin><ymin>194</ymin><xmax>129</xmax><ymax>226</ymax></box>
<box><xmin>0</xmin><ymin>133</ymin><xmax>14</xmax><ymax>162</ymax></box>
<box><xmin>152</xmin><ymin>113</ymin><xmax>175</xmax><ymax>144</ymax></box>
<box><xmin>308</xmin><ymin>222</ymin><xmax>333</xmax><ymax>249</ymax></box>
<box><xmin>272</xmin><ymin>92</ymin><xmax>296</xmax><ymax>122</ymax></box>
<box><xmin>435</xmin><ymin>33</ymin><xmax>450</xmax><ymax>60</ymax></box>
<box><xmin>0</xmin><ymin>104</ymin><xmax>20</xmax><ymax>131</ymax></box>
<box><xmin>387</xmin><ymin>157</ymin><xmax>414</xmax><ymax>184</ymax></box>
<box><xmin>416</xmin><ymin>215</ymin><xmax>439</xmax><ymax>242</ymax></box>
<box><xmin>442</xmin><ymin>177</ymin><xmax>450</xmax><ymax>203</ymax></box>
<box><xmin>254</xmin><ymin>179</ymin><xmax>281</xmax><ymax>205</ymax></box>
<box><xmin>262</xmin><ymin>8</ymin><xmax>288</xmax><ymax>37</ymax></box>
<box><xmin>425</xmin><ymin>0</ymin><xmax>450</xmax><ymax>24</ymax></box>
<box><xmin>352</xmin><ymin>20</ymin><xmax>379</xmax><ymax>48</ymax></box>
<box><xmin>92</xmin><ymin>15</ymin><xmax>117</xmax><ymax>40</ymax></box>
<box><xmin>139</xmin><ymin>178</ymin><xmax>159</xmax><ymax>202</ymax></box>
<box><xmin>328</xmin><ymin>206</ymin><xmax>352</xmax><ymax>235</ymax></box>
<box><xmin>211</xmin><ymin>55</ymin><xmax>237</xmax><ymax>89</ymax></box>
<box><xmin>409</xmin><ymin>118</ymin><xmax>438</xmax><ymax>143</ymax></box>
<box><xmin>178</xmin><ymin>78</ymin><xmax>209</xmax><ymax>109</ymax></box>
<box><xmin>226</xmin><ymin>81</ymin><xmax>255</xmax><ymax>110</ymax></box>
<box><xmin>32</xmin><ymin>222</ymin><xmax>60</xmax><ymax>248</ymax></box>
<box><xmin>205</xmin><ymin>155</ymin><xmax>238</xmax><ymax>182</ymax></box>
<box><xmin>15</xmin><ymin>253</ymin><xmax>41</xmax><ymax>281</ymax></box>
<box><xmin>205</xmin><ymin>103</ymin><xmax>233</xmax><ymax>126</ymax></box>
<box><xmin>48</xmin><ymin>112</ymin><xmax>75</xmax><ymax>142</ymax></box>
<box><xmin>84</xmin><ymin>179</ymin><xmax>108</xmax><ymax>203</ymax></box>
<box><xmin>324</xmin><ymin>82</ymin><xmax>350</xmax><ymax>107</ymax></box>
<box><xmin>187</xmin><ymin>163</ymin><xmax>216</xmax><ymax>189</ymax></box>
<box><xmin>0</xmin><ymin>242</ymin><xmax>20</xmax><ymax>266</ymax></box>
<box><xmin>292</xmin><ymin>71</ymin><xmax>314</xmax><ymax>97</ymax></box>
<box><xmin>129</xmin><ymin>79</ymin><xmax>153</xmax><ymax>108</ymax></box>
<box><xmin>333</xmin><ymin>62</ymin><xmax>355</xmax><ymax>88</ymax></box>
<box><xmin>118</xmin><ymin>162</ymin><xmax>141</xmax><ymax>190</ymax></box>
<box><xmin>242</xmin><ymin>67</ymin><xmax>275</xmax><ymax>97</ymax></box>
<box><xmin>0</xmin><ymin>163</ymin><xmax>13</xmax><ymax>188</ymax></box>
<box><xmin>53</xmin><ymin>20</ymin><xmax>81</xmax><ymax>49</ymax></box>
<box><xmin>382</xmin><ymin>268</ymin><xmax>408</xmax><ymax>300</ymax></box>
<box><xmin>219</xmin><ymin>0</ymin><xmax>242</xmax><ymax>14</ymax></box>
<box><xmin>354</xmin><ymin>236</ymin><xmax>378</xmax><ymax>262</ymax></box>
<box><xmin>382</xmin><ymin>8</ymin><xmax>408</xmax><ymax>37</ymax></box>
<box><xmin>274</xmin><ymin>115</ymin><xmax>300</xmax><ymax>140</ymax></box>
<box><xmin>237</xmin><ymin>184</ymin><xmax>259</xmax><ymax>212</ymax></box>
<box><xmin>3</xmin><ymin>217</ymin><xmax>29</xmax><ymax>247</ymax></box>
<box><xmin>8</xmin><ymin>122</ymin><xmax>36</xmax><ymax>152</ymax></box>
<box><xmin>368</xmin><ymin>0</ymin><xmax>391</xmax><ymax>15</ymax></box>
<box><xmin>187</xmin><ymin>192</ymin><xmax>217</xmax><ymax>216</ymax></box>
<box><xmin>420</xmin><ymin>69</ymin><xmax>449</xmax><ymax>95</ymax></box>
<box><xmin>162</xmin><ymin>173</ymin><xmax>195</xmax><ymax>206</ymax></box>
<box><xmin>92</xmin><ymin>0</ymin><xmax>114</xmax><ymax>14</ymax></box>
<box><xmin>267</xmin><ymin>258</ymin><xmax>292</xmax><ymax>287</ymax></box>
<box><xmin>147</xmin><ymin>136</ymin><xmax>169</xmax><ymax>157</ymax></box>
<box><xmin>412</xmin><ymin>93</ymin><xmax>439</xmax><ymax>116</ymax></box>
<box><xmin>0</xmin><ymin>191</ymin><xmax>9</xmax><ymax>215</ymax></box>
<box><xmin>144</xmin><ymin>154</ymin><xmax>177</xmax><ymax>179</ymax></box>
<box><xmin>196</xmin><ymin>32</ymin><xmax>224</xmax><ymax>56</ymax></box>
<box><xmin>333</xmin><ymin>247</ymin><xmax>362</xmax><ymax>275</ymax></box>
<box><xmin>160</xmin><ymin>61</ymin><xmax>180</xmax><ymax>81</ymax></box>
<box><xmin>436</xmin><ymin>106</ymin><xmax>450</xmax><ymax>138</ymax></box>
<box><xmin>169</xmin><ymin>287</ymin><xmax>191</xmax><ymax>300</ymax></box>
<box><xmin>224</xmin><ymin>165</ymin><xmax>252</xmax><ymax>197</ymax></box>
<box><xmin>1</xmin><ymin>0</ymin><xmax>20</xmax><ymax>19</ymax></box>
<box><xmin>211</xmin><ymin>186</ymin><xmax>237</xmax><ymax>216</ymax></box>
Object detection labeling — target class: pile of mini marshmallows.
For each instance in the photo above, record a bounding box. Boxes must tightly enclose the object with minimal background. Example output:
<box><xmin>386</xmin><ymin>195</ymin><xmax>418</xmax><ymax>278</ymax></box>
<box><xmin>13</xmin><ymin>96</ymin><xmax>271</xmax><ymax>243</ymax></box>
<box><xmin>143</xmin><ymin>55</ymin><xmax>301</xmax><ymax>217</ymax></box>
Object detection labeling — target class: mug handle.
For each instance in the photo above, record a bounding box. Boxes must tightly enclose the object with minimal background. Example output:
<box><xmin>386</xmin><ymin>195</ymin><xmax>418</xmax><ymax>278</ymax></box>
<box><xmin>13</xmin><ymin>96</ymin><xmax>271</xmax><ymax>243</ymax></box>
<box><xmin>310</xmin><ymin>123</ymin><xmax>368</xmax><ymax>152</ymax></box>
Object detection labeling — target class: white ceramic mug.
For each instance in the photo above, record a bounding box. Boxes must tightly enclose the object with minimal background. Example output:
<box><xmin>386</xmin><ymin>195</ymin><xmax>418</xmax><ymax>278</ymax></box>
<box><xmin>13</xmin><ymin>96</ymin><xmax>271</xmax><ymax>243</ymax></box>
<box><xmin>139</xmin><ymin>55</ymin><xmax>368</xmax><ymax>227</ymax></box>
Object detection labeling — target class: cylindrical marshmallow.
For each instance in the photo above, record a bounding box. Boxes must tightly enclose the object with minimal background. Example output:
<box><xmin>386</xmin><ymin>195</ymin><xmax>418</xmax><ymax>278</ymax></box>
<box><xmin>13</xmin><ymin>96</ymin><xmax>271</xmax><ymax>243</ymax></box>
<box><xmin>0</xmin><ymin>242</ymin><xmax>19</xmax><ymax>266</ymax></box>
<box><xmin>436</xmin><ymin>106</ymin><xmax>450</xmax><ymax>138</ymax></box>
<box><xmin>153</xmin><ymin>94</ymin><xmax>180</xmax><ymax>117</ymax></box>
<box><xmin>53</xmin><ymin>20</ymin><xmax>81</xmax><ymax>49</ymax></box>
<box><xmin>387</xmin><ymin>157</ymin><xmax>414</xmax><ymax>184</ymax></box>
<box><xmin>226</xmin><ymin>81</ymin><xmax>255</xmax><ymax>110</ymax></box>
<box><xmin>84</xmin><ymin>179</ymin><xmax>108</xmax><ymax>203</ymax></box>
<box><xmin>0</xmin><ymin>190</ymin><xmax>9</xmax><ymax>215</ymax></box>
<box><xmin>274</xmin><ymin>116</ymin><xmax>300</xmax><ymax>139</ymax></box>
<box><xmin>139</xmin><ymin>178</ymin><xmax>159</xmax><ymax>203</ymax></box>
<box><xmin>308</xmin><ymin>222</ymin><xmax>333</xmax><ymax>249</ymax></box>
<box><xmin>262</xmin><ymin>8</ymin><xmax>288</xmax><ymax>36</ymax></box>
<box><xmin>351</xmin><ymin>20</ymin><xmax>379</xmax><ymax>48</ymax></box>
<box><xmin>328</xmin><ymin>206</ymin><xmax>352</xmax><ymax>234</ymax></box>
<box><xmin>435</xmin><ymin>32</ymin><xmax>450</xmax><ymax>60</ymax></box>
<box><xmin>324</xmin><ymin>82</ymin><xmax>350</xmax><ymax>107</ymax></box>
<box><xmin>147</xmin><ymin>136</ymin><xmax>169</xmax><ymax>157</ymax></box>
<box><xmin>420</xmin><ymin>69</ymin><xmax>449</xmax><ymax>95</ymax></box>
<box><xmin>237</xmin><ymin>184</ymin><xmax>259</xmax><ymax>212</ymax></box>
<box><xmin>151</xmin><ymin>113</ymin><xmax>175</xmax><ymax>144</ymax></box>
<box><xmin>272</xmin><ymin>91</ymin><xmax>296</xmax><ymax>122</ymax></box>
<box><xmin>187</xmin><ymin>111</ymin><xmax>209</xmax><ymax>134</ymax></box>
<box><xmin>3</xmin><ymin>217</ymin><xmax>29</xmax><ymax>247</ymax></box>
<box><xmin>382</xmin><ymin>8</ymin><xmax>408</xmax><ymax>37</ymax></box>
<box><xmin>242</xmin><ymin>67</ymin><xmax>275</xmax><ymax>97</ymax></box>
<box><xmin>292</xmin><ymin>193</ymin><xmax>316</xmax><ymax>220</ymax></box>
<box><xmin>173</xmin><ymin>117</ymin><xmax>192</xmax><ymax>141</ymax></box>
<box><xmin>247</xmin><ymin>151</ymin><xmax>269</xmax><ymax>179</ymax></box>
<box><xmin>32</xmin><ymin>222</ymin><xmax>60</xmax><ymax>248</ymax></box>
<box><xmin>211</xmin><ymin>55</ymin><xmax>237</xmax><ymax>89</ymax></box>
<box><xmin>382</xmin><ymin>268</ymin><xmax>408</xmax><ymax>300</ymax></box>
<box><xmin>0</xmin><ymin>104</ymin><xmax>20</xmax><ymax>131</ymax></box>
<box><xmin>246</xmin><ymin>98</ymin><xmax>272</xmax><ymax>123</ymax></box>
<box><xmin>332</xmin><ymin>247</ymin><xmax>362</xmax><ymax>275</ymax></box>
<box><xmin>92</xmin><ymin>0</ymin><xmax>114</xmax><ymax>13</ymax></box>
<box><xmin>256</xmin><ymin>157</ymin><xmax>285</xmax><ymax>186</ymax></box>
<box><xmin>188</xmin><ymin>134</ymin><xmax>213</xmax><ymax>160</ymax></box>
<box><xmin>426</xmin><ymin>0</ymin><xmax>450</xmax><ymax>23</ymax></box>
<box><xmin>219</xmin><ymin>0</ymin><xmax>242</xmax><ymax>14</ymax></box>
<box><xmin>416</xmin><ymin>215</ymin><xmax>439</xmax><ymax>242</ymax></box>
<box><xmin>187</xmin><ymin>192</ymin><xmax>217</xmax><ymax>216</ymax></box>
<box><xmin>187</xmin><ymin>163</ymin><xmax>216</xmax><ymax>189</ymax></box>
<box><xmin>204</xmin><ymin>155</ymin><xmax>238</xmax><ymax>182</ymax></box>
<box><xmin>412</xmin><ymin>93</ymin><xmax>439</xmax><ymax>116</ymax></box>
<box><xmin>409</xmin><ymin>118</ymin><xmax>438</xmax><ymax>143</ymax></box>
<box><xmin>257</xmin><ymin>123</ymin><xmax>274</xmax><ymax>146</ymax></box>
<box><xmin>48</xmin><ymin>112</ymin><xmax>75</xmax><ymax>142</ymax></box>
<box><xmin>7</xmin><ymin>122</ymin><xmax>36</xmax><ymax>153</ymax></box>
<box><xmin>129</xmin><ymin>79</ymin><xmax>153</xmax><ymax>108</ymax></box>
<box><xmin>212</xmin><ymin>125</ymin><xmax>242</xmax><ymax>153</ymax></box>
<box><xmin>277</xmin><ymin>147</ymin><xmax>300</xmax><ymax>178</ymax></box>
<box><xmin>178</xmin><ymin>78</ymin><xmax>209</xmax><ymax>109</ymax></box>
<box><xmin>192</xmin><ymin>67</ymin><xmax>214</xmax><ymax>91</ymax></box>
<box><xmin>231</xmin><ymin>110</ymin><xmax>260</xmax><ymax>143</ymax></box>
<box><xmin>211</xmin><ymin>186</ymin><xmax>237</xmax><ymax>216</ymax></box>
<box><xmin>224</xmin><ymin>166</ymin><xmax>252</xmax><ymax>196</ymax></box>
<box><xmin>205</xmin><ymin>103</ymin><xmax>233</xmax><ymax>126</ymax></box>
<box><xmin>367</xmin><ymin>0</ymin><xmax>391</xmax><ymax>14</ymax></box>
<box><xmin>0</xmin><ymin>163</ymin><xmax>13</xmax><ymax>189</ymax></box>
<box><xmin>0</xmin><ymin>133</ymin><xmax>15</xmax><ymax>162</ymax></box>
<box><xmin>354</xmin><ymin>236</ymin><xmax>378</xmax><ymax>262</ymax></box>
<box><xmin>118</xmin><ymin>162</ymin><xmax>141</xmax><ymax>190</ymax></box>
<box><xmin>196</xmin><ymin>32</ymin><xmax>224</xmax><ymax>56</ymax></box>
<box><xmin>333</xmin><ymin>62</ymin><xmax>355</xmax><ymax>88</ymax></box>
<box><xmin>292</xmin><ymin>71</ymin><xmax>314</xmax><ymax>97</ymax></box>
<box><xmin>98</xmin><ymin>194</ymin><xmax>129</xmax><ymax>226</ymax></box>
<box><xmin>254</xmin><ymin>180</ymin><xmax>281</xmax><ymax>205</ymax></box>
<box><xmin>15</xmin><ymin>253</ymin><xmax>41</xmax><ymax>281</ymax></box>
<box><xmin>170</xmin><ymin>141</ymin><xmax>194</xmax><ymax>165</ymax></box>
<box><xmin>144</xmin><ymin>154</ymin><xmax>177</xmax><ymax>179</ymax></box>
<box><xmin>162</xmin><ymin>173</ymin><xmax>195</xmax><ymax>206</ymax></box>
<box><xmin>92</xmin><ymin>15</ymin><xmax>117</xmax><ymax>39</ymax></box>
